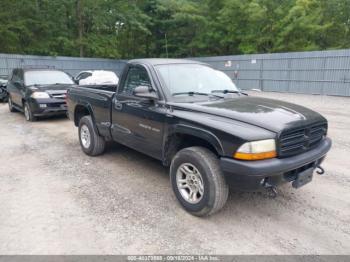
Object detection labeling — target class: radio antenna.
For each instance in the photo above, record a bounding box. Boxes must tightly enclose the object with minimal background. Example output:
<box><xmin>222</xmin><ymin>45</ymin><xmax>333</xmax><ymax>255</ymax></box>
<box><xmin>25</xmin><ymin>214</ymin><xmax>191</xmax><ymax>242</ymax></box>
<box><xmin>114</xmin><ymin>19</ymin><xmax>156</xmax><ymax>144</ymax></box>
<box><xmin>164</xmin><ymin>32</ymin><xmax>171</xmax><ymax>91</ymax></box>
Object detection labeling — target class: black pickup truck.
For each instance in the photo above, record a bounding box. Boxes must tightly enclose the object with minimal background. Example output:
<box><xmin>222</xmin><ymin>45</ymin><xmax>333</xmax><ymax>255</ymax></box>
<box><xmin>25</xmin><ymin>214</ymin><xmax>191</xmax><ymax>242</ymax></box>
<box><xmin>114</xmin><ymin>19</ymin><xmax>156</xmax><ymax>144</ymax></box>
<box><xmin>67</xmin><ymin>59</ymin><xmax>332</xmax><ymax>216</ymax></box>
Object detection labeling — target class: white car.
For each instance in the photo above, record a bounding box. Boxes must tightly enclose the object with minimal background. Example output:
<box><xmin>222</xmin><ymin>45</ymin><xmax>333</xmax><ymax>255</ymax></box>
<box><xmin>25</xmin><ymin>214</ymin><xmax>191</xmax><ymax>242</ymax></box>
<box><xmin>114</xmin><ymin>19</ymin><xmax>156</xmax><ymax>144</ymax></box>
<box><xmin>74</xmin><ymin>70</ymin><xmax>119</xmax><ymax>85</ymax></box>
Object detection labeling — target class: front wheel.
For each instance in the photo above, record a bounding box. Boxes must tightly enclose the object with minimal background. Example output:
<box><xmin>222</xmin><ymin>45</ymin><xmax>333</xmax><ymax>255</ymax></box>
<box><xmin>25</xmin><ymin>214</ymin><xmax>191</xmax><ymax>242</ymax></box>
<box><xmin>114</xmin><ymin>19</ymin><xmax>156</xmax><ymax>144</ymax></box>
<box><xmin>8</xmin><ymin>96</ymin><xmax>17</xmax><ymax>112</ymax></box>
<box><xmin>3</xmin><ymin>93</ymin><xmax>8</xmax><ymax>102</ymax></box>
<box><xmin>24</xmin><ymin>102</ymin><xmax>36</xmax><ymax>121</ymax></box>
<box><xmin>170</xmin><ymin>147</ymin><xmax>229</xmax><ymax>216</ymax></box>
<box><xmin>78</xmin><ymin>115</ymin><xmax>106</xmax><ymax>156</ymax></box>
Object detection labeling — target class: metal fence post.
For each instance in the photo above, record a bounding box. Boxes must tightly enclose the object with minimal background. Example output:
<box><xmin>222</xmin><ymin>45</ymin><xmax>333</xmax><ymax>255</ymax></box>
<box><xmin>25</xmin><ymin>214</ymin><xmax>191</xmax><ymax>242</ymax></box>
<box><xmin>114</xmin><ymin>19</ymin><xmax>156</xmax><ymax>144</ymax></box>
<box><xmin>259</xmin><ymin>59</ymin><xmax>264</xmax><ymax>91</ymax></box>
<box><xmin>322</xmin><ymin>57</ymin><xmax>327</xmax><ymax>95</ymax></box>
<box><xmin>287</xmin><ymin>58</ymin><xmax>291</xmax><ymax>92</ymax></box>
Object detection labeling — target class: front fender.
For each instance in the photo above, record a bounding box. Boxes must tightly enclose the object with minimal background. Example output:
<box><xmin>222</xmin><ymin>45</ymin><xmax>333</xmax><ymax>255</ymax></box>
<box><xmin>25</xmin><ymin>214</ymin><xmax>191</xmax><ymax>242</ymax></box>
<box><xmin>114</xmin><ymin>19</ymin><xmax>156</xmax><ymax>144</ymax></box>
<box><xmin>171</xmin><ymin>123</ymin><xmax>224</xmax><ymax>156</ymax></box>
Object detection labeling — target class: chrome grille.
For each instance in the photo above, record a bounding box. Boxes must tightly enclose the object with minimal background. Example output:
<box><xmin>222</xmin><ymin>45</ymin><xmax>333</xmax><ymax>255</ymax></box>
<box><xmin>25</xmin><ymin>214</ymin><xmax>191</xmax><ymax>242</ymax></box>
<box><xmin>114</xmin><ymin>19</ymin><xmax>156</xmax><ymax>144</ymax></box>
<box><xmin>51</xmin><ymin>93</ymin><xmax>66</xmax><ymax>99</ymax></box>
<box><xmin>279</xmin><ymin>123</ymin><xmax>327</xmax><ymax>157</ymax></box>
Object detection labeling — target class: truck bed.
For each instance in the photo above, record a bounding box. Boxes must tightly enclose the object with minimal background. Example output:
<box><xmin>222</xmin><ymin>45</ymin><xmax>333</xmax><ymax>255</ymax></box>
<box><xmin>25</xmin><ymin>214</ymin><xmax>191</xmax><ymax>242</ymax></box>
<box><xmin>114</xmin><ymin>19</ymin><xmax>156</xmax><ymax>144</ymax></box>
<box><xmin>67</xmin><ymin>85</ymin><xmax>116</xmax><ymax>138</ymax></box>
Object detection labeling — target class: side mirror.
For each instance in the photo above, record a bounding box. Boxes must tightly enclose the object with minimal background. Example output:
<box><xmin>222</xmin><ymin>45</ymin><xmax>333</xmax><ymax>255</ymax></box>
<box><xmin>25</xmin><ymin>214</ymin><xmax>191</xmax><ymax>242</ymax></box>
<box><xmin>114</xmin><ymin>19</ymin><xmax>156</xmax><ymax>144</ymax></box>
<box><xmin>133</xmin><ymin>85</ymin><xmax>158</xmax><ymax>100</ymax></box>
<box><xmin>14</xmin><ymin>80</ymin><xmax>23</xmax><ymax>87</ymax></box>
<box><xmin>73</xmin><ymin>77</ymin><xmax>79</xmax><ymax>84</ymax></box>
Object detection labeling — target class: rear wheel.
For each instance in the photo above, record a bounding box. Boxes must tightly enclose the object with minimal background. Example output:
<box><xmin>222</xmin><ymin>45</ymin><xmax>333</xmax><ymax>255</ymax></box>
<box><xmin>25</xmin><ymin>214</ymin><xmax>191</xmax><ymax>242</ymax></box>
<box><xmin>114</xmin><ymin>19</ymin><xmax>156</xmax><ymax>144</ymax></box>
<box><xmin>170</xmin><ymin>146</ymin><xmax>229</xmax><ymax>216</ymax></box>
<box><xmin>24</xmin><ymin>102</ymin><xmax>36</xmax><ymax>122</ymax></box>
<box><xmin>8</xmin><ymin>96</ymin><xmax>17</xmax><ymax>112</ymax></box>
<box><xmin>78</xmin><ymin>115</ymin><xmax>106</xmax><ymax>156</ymax></box>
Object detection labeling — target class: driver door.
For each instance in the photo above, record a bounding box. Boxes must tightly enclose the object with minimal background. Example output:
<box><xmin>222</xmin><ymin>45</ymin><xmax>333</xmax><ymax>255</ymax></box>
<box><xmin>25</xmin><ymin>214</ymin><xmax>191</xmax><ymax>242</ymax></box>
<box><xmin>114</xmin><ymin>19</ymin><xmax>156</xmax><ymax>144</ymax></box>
<box><xmin>8</xmin><ymin>69</ymin><xmax>24</xmax><ymax>106</ymax></box>
<box><xmin>111</xmin><ymin>65</ymin><xmax>166</xmax><ymax>159</ymax></box>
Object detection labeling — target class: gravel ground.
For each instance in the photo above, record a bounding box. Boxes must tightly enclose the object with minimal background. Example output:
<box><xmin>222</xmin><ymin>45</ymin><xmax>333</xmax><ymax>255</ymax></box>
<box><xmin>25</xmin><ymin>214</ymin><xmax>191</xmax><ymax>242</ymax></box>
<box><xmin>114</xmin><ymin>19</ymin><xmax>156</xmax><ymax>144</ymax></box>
<box><xmin>0</xmin><ymin>92</ymin><xmax>349</xmax><ymax>255</ymax></box>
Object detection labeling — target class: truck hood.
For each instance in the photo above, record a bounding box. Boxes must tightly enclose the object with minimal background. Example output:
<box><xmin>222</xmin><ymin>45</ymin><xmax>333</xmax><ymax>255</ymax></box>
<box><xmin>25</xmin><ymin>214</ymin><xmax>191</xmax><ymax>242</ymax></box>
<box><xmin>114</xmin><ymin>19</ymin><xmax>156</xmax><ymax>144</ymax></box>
<box><xmin>169</xmin><ymin>96</ymin><xmax>327</xmax><ymax>133</ymax></box>
<box><xmin>29</xmin><ymin>83</ymin><xmax>75</xmax><ymax>91</ymax></box>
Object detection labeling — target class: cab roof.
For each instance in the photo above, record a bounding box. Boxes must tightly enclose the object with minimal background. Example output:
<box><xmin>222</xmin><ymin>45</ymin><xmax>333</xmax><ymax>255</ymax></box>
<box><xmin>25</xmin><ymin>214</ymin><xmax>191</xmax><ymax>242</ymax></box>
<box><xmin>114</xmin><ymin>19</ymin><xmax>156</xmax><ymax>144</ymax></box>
<box><xmin>20</xmin><ymin>68</ymin><xmax>61</xmax><ymax>72</ymax></box>
<box><xmin>128</xmin><ymin>58</ymin><xmax>206</xmax><ymax>67</ymax></box>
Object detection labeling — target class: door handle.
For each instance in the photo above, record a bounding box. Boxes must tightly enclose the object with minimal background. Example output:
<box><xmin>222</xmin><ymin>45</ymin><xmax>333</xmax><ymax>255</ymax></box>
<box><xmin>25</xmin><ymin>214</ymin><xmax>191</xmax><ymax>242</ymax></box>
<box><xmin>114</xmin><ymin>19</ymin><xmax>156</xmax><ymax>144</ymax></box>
<box><xmin>127</xmin><ymin>102</ymin><xmax>142</xmax><ymax>108</ymax></box>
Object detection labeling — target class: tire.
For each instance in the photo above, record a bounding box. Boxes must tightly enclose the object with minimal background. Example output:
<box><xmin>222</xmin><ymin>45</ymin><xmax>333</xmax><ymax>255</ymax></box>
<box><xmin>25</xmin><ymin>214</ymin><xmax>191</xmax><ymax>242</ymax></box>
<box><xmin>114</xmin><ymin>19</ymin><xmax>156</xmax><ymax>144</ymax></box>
<box><xmin>170</xmin><ymin>146</ymin><xmax>229</xmax><ymax>216</ymax></box>
<box><xmin>2</xmin><ymin>93</ymin><xmax>8</xmax><ymax>103</ymax></box>
<box><xmin>24</xmin><ymin>102</ymin><xmax>36</xmax><ymax>122</ymax></box>
<box><xmin>78</xmin><ymin>115</ymin><xmax>106</xmax><ymax>156</ymax></box>
<box><xmin>8</xmin><ymin>96</ymin><xmax>17</xmax><ymax>112</ymax></box>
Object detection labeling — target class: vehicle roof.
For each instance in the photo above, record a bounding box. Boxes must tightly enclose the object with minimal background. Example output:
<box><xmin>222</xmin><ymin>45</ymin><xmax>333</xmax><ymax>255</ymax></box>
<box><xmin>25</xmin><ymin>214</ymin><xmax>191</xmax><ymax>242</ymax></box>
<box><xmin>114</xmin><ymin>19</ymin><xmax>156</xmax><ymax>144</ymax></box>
<box><xmin>16</xmin><ymin>68</ymin><xmax>65</xmax><ymax>72</ymax></box>
<box><xmin>77</xmin><ymin>70</ymin><xmax>116</xmax><ymax>74</ymax></box>
<box><xmin>128</xmin><ymin>58</ymin><xmax>207</xmax><ymax>66</ymax></box>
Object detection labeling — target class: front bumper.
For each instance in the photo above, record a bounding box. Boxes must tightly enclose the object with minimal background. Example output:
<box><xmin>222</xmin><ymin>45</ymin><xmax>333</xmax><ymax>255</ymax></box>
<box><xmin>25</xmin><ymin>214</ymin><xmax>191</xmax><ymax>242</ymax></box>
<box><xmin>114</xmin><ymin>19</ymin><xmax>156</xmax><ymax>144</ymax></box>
<box><xmin>220</xmin><ymin>137</ymin><xmax>332</xmax><ymax>191</ymax></box>
<box><xmin>29</xmin><ymin>98</ymin><xmax>67</xmax><ymax>117</ymax></box>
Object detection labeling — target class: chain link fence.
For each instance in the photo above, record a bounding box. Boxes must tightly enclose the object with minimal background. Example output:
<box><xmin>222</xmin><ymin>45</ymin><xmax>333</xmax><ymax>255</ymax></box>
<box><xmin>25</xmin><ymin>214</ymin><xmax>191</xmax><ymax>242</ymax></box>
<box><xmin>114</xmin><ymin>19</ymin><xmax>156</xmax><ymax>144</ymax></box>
<box><xmin>195</xmin><ymin>49</ymin><xmax>350</xmax><ymax>96</ymax></box>
<box><xmin>0</xmin><ymin>53</ymin><xmax>126</xmax><ymax>78</ymax></box>
<box><xmin>1</xmin><ymin>49</ymin><xmax>350</xmax><ymax>96</ymax></box>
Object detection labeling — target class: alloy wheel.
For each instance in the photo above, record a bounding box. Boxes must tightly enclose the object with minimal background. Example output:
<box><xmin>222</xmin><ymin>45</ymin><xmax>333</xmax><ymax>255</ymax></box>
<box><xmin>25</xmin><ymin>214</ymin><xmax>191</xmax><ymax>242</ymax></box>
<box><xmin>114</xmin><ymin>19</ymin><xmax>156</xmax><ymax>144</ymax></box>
<box><xmin>176</xmin><ymin>163</ymin><xmax>205</xmax><ymax>204</ymax></box>
<box><xmin>80</xmin><ymin>124</ymin><xmax>91</xmax><ymax>149</ymax></box>
<box><xmin>24</xmin><ymin>104</ymin><xmax>30</xmax><ymax>121</ymax></box>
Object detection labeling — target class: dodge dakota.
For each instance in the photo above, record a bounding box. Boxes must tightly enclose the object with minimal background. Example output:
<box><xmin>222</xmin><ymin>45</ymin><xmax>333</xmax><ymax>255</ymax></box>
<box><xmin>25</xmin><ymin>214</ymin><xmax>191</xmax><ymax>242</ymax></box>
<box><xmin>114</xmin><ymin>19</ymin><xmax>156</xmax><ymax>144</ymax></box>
<box><xmin>67</xmin><ymin>59</ymin><xmax>332</xmax><ymax>216</ymax></box>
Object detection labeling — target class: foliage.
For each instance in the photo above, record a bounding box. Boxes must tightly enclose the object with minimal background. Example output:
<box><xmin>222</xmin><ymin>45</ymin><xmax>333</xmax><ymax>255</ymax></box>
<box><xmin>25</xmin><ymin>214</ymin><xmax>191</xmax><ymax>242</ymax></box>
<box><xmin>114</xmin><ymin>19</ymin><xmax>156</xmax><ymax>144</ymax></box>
<box><xmin>0</xmin><ymin>0</ymin><xmax>349</xmax><ymax>58</ymax></box>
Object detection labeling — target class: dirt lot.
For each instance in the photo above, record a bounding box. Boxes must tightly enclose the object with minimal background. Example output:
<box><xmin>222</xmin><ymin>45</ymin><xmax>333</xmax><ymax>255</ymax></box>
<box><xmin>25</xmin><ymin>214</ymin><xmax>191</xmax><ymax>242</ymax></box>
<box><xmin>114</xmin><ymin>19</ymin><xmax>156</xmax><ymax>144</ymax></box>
<box><xmin>0</xmin><ymin>92</ymin><xmax>349</xmax><ymax>255</ymax></box>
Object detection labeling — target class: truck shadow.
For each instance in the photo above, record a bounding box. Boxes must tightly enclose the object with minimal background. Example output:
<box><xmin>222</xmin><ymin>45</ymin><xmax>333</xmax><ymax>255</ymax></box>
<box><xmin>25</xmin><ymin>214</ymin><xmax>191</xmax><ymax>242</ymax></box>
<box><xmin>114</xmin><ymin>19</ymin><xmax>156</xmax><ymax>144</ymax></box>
<box><xmin>104</xmin><ymin>141</ymin><xmax>168</xmax><ymax>176</ymax></box>
<box><xmin>101</xmin><ymin>142</ymin><xmax>295</xmax><ymax>219</ymax></box>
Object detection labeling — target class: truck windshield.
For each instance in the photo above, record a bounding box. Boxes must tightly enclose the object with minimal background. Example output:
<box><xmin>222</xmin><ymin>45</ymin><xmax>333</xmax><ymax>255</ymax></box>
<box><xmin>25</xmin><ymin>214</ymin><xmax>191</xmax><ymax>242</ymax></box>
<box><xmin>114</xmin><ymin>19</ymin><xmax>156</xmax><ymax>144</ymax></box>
<box><xmin>24</xmin><ymin>70</ymin><xmax>74</xmax><ymax>86</ymax></box>
<box><xmin>156</xmin><ymin>64</ymin><xmax>238</xmax><ymax>96</ymax></box>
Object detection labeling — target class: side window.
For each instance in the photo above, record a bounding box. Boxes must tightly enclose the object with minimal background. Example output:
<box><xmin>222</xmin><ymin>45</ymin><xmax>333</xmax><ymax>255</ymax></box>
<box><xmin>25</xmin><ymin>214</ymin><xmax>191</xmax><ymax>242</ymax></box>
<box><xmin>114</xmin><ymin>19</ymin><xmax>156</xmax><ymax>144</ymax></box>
<box><xmin>11</xmin><ymin>69</ymin><xmax>19</xmax><ymax>82</ymax></box>
<box><xmin>80</xmin><ymin>72</ymin><xmax>92</xmax><ymax>80</ymax></box>
<box><xmin>120</xmin><ymin>66</ymin><xmax>152</xmax><ymax>96</ymax></box>
<box><xmin>18</xmin><ymin>70</ymin><xmax>24</xmax><ymax>82</ymax></box>
<box><xmin>76</xmin><ymin>73</ymin><xmax>84</xmax><ymax>81</ymax></box>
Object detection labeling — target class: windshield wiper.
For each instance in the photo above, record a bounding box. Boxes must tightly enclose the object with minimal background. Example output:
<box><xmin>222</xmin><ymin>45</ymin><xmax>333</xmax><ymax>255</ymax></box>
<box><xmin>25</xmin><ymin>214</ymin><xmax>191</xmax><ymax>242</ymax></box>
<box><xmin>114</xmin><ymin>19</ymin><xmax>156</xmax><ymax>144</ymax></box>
<box><xmin>211</xmin><ymin>89</ymin><xmax>240</xmax><ymax>94</ymax></box>
<box><xmin>27</xmin><ymin>83</ymin><xmax>66</xmax><ymax>87</ymax></box>
<box><xmin>172</xmin><ymin>91</ymin><xmax>209</xmax><ymax>96</ymax></box>
<box><xmin>172</xmin><ymin>91</ymin><xmax>223</xmax><ymax>99</ymax></box>
<box><xmin>211</xmin><ymin>89</ymin><xmax>248</xmax><ymax>96</ymax></box>
<box><xmin>26</xmin><ymin>84</ymin><xmax>40</xmax><ymax>88</ymax></box>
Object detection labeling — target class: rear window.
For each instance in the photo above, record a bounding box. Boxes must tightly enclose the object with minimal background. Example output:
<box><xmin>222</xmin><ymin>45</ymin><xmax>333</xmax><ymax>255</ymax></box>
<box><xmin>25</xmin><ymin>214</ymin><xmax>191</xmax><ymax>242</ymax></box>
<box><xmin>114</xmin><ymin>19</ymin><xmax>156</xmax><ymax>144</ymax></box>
<box><xmin>24</xmin><ymin>70</ymin><xmax>74</xmax><ymax>86</ymax></box>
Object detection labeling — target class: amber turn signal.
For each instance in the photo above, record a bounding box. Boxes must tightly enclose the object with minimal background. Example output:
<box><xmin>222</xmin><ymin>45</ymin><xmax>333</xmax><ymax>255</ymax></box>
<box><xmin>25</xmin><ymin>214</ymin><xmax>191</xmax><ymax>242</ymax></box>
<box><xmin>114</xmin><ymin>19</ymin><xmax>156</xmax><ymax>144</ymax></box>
<box><xmin>234</xmin><ymin>151</ymin><xmax>277</xmax><ymax>161</ymax></box>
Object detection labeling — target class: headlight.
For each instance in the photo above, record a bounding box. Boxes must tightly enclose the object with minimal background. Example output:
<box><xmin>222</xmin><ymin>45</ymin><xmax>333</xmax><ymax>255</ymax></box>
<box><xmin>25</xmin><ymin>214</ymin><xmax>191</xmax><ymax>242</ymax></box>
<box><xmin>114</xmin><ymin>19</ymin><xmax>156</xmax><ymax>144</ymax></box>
<box><xmin>234</xmin><ymin>139</ymin><xmax>276</xmax><ymax>160</ymax></box>
<box><xmin>31</xmin><ymin>92</ymin><xmax>50</xmax><ymax>99</ymax></box>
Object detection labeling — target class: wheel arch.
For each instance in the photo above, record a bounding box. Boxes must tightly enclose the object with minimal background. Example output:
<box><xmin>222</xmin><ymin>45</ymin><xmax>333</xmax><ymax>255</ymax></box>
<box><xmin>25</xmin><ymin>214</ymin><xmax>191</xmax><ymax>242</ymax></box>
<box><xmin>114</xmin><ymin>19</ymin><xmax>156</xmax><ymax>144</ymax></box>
<box><xmin>74</xmin><ymin>103</ymin><xmax>95</xmax><ymax>127</ymax></box>
<box><xmin>163</xmin><ymin>124</ymin><xmax>224</xmax><ymax>166</ymax></box>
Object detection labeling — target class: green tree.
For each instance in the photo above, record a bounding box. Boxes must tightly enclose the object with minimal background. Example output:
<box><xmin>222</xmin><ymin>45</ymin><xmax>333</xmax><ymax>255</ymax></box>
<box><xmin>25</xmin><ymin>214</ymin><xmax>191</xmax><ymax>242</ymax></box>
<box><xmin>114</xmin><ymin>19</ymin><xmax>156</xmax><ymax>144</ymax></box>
<box><xmin>0</xmin><ymin>0</ymin><xmax>349</xmax><ymax>58</ymax></box>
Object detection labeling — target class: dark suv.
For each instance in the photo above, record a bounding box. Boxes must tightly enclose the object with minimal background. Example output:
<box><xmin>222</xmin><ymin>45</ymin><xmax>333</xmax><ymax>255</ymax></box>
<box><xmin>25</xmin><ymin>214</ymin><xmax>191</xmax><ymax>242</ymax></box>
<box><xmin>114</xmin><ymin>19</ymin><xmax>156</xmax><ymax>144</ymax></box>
<box><xmin>0</xmin><ymin>75</ymin><xmax>8</xmax><ymax>102</ymax></box>
<box><xmin>7</xmin><ymin>68</ymin><xmax>75</xmax><ymax>121</ymax></box>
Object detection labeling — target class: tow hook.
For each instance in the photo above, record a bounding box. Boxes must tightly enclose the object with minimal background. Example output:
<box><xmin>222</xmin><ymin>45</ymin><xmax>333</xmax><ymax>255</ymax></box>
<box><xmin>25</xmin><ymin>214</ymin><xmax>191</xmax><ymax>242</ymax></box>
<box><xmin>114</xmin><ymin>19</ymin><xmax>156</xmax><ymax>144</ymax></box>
<box><xmin>316</xmin><ymin>165</ymin><xmax>325</xmax><ymax>175</ymax></box>
<box><xmin>261</xmin><ymin>179</ymin><xmax>278</xmax><ymax>198</ymax></box>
